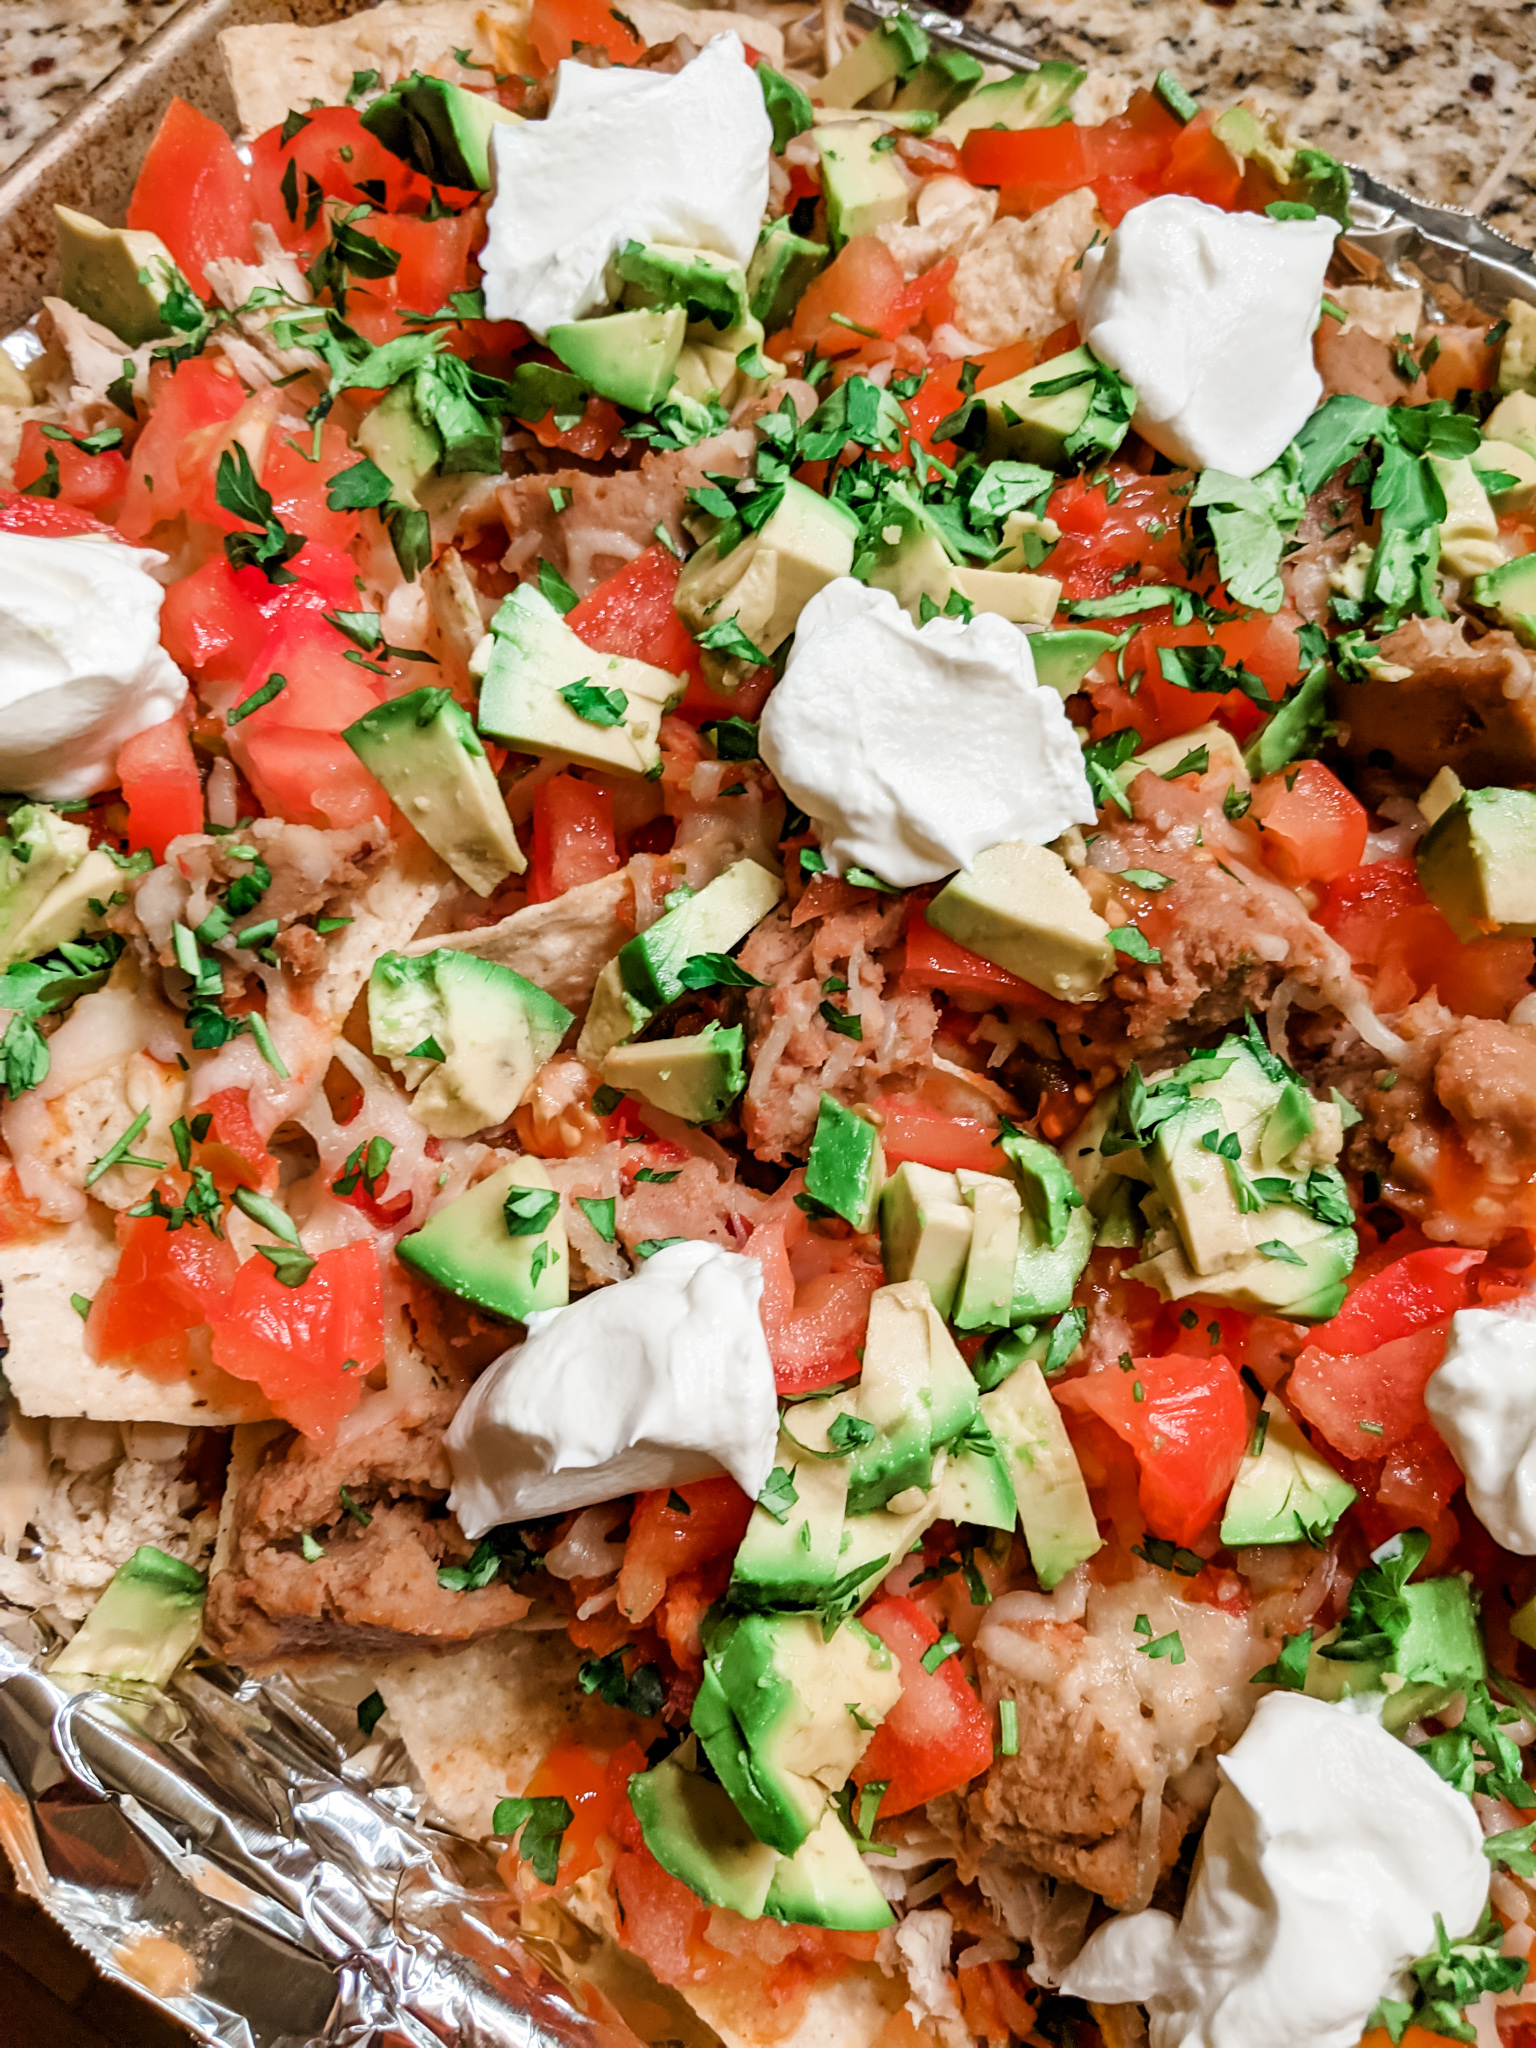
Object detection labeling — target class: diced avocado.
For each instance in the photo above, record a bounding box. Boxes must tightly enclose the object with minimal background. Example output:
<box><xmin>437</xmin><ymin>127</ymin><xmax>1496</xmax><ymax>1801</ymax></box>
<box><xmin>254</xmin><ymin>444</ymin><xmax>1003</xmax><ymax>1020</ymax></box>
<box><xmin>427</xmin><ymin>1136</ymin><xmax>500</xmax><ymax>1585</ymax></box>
<box><xmin>1219</xmin><ymin>1397</ymin><xmax>1355</xmax><ymax>1547</ymax></box>
<box><xmin>862</xmin><ymin>491</ymin><xmax>1061</xmax><ymax>624</ymax></box>
<box><xmin>1210</xmin><ymin>106</ymin><xmax>1350</xmax><ymax>227</ymax></box>
<box><xmin>1147</xmin><ymin>1078</ymin><xmax>1272</xmax><ymax>1279</ymax></box>
<box><xmin>1484</xmin><ymin>389</ymin><xmax>1536</xmax><ymax>456</ymax></box>
<box><xmin>819</xmin><ymin>12</ymin><xmax>929</xmax><ymax>106</ymax></box>
<box><xmin>953</xmin><ymin>1169</ymin><xmax>1022</xmax><ymax>1332</ymax></box>
<box><xmin>1010</xmin><ymin>1202</ymin><xmax>1093</xmax><ymax>1321</ymax></box>
<box><xmin>368</xmin><ymin>947</ymin><xmax>573</xmax><ymax>1139</ymax></box>
<box><xmin>343</xmin><ymin>687</ymin><xmax>525</xmax><ymax>897</ymax></box>
<box><xmin>356</xmin><ymin>381</ymin><xmax>443</xmax><ymax>510</ymax></box>
<box><xmin>834</xmin><ymin>1473</ymin><xmax>948</xmax><ymax>1602</ymax></box>
<box><xmin>50</xmin><ymin>1545</ymin><xmax>206</xmax><ymax>1688</ymax></box>
<box><xmin>53</xmin><ymin>205</ymin><xmax>189</xmax><ymax>347</ymax></box>
<box><xmin>805</xmin><ymin>1094</ymin><xmax>885</xmax><ymax>1231</ymax></box>
<box><xmin>1133</xmin><ymin>1204</ymin><xmax>1356</xmax><ymax>1321</ymax></box>
<box><xmin>600</xmin><ymin>1021</ymin><xmax>746</xmax><ymax>1122</ymax></box>
<box><xmin>630</xmin><ymin>1751</ymin><xmax>781</xmax><ymax>1917</ymax></box>
<box><xmin>0</xmin><ymin>805</ymin><xmax>114</xmax><ymax>969</ymax></box>
<box><xmin>1305</xmin><ymin>1574</ymin><xmax>1486</xmax><ymax>1735</ymax></box>
<box><xmin>764</xmin><ymin>1806</ymin><xmax>895</xmax><ymax>1929</ymax></box>
<box><xmin>1417</xmin><ymin>786</ymin><xmax>1536</xmax><ymax>941</ymax></box>
<box><xmin>817</xmin><ymin>121</ymin><xmax>912</xmax><ymax>247</ymax></box>
<box><xmin>476</xmin><ymin>583</ymin><xmax>680</xmax><ymax>778</ymax></box>
<box><xmin>360</xmin><ymin>71</ymin><xmax>520</xmax><ymax>190</ymax></box>
<box><xmin>579</xmin><ymin>858</ymin><xmax>785</xmax><ymax>1062</ymax></box>
<box><xmin>1419</xmin><ymin>765</ymin><xmax>1465</xmax><ymax>827</ymax></box>
<box><xmin>879</xmin><ymin>1162</ymin><xmax>973</xmax><ymax>1319</ymax></box>
<box><xmin>840</xmin><ymin>1280</ymin><xmax>942</xmax><ymax>1512</ymax></box>
<box><xmin>693</xmin><ymin>1612</ymin><xmax>900</xmax><ymax>1855</ymax></box>
<box><xmin>748</xmin><ymin>219</ymin><xmax>830</xmax><ymax>333</ymax></box>
<box><xmin>1475</xmin><ymin>551</ymin><xmax>1536</xmax><ymax>647</ymax></box>
<box><xmin>981</xmin><ymin>1361</ymin><xmax>1101</xmax><ymax>1588</ymax></box>
<box><xmin>547</xmin><ymin>307</ymin><xmax>687</xmax><ymax>412</ymax></box>
<box><xmin>928</xmin><ymin>841</ymin><xmax>1114</xmax><ymax>1002</ymax></box>
<box><xmin>397</xmin><ymin>1155</ymin><xmax>567</xmax><ymax>1321</ymax></box>
<box><xmin>950</xmin><ymin>564</ymin><xmax>1061</xmax><ymax>625</ymax></box>
<box><xmin>936</xmin><ymin>62</ymin><xmax>1085</xmax><ymax>146</ymax></box>
<box><xmin>1472</xmin><ymin>438</ymin><xmax>1536</xmax><ymax>514</ymax></box>
<box><xmin>1030</xmin><ymin>628</ymin><xmax>1121</xmax><ymax>700</ymax></box>
<box><xmin>1429</xmin><ymin>456</ymin><xmax>1503</xmax><ymax>579</ymax></box>
<box><xmin>935</xmin><ymin>1413</ymin><xmax>1017</xmax><ymax>1531</ymax></box>
<box><xmin>979</xmin><ymin>346</ymin><xmax>1134</xmax><ymax>471</ymax></box>
<box><xmin>1001</xmin><ymin>1130</ymin><xmax>1084</xmax><ymax>1250</ymax></box>
<box><xmin>615</xmin><ymin>241</ymin><xmax>749</xmax><ymax>331</ymax></box>
<box><xmin>1498</xmin><ymin>300</ymin><xmax>1536</xmax><ymax>398</ymax></box>
<box><xmin>1124</xmin><ymin>720</ymin><xmax>1251</xmax><ymax>795</ymax></box>
<box><xmin>676</xmin><ymin>479</ymin><xmax>858</xmax><ymax>674</ymax></box>
<box><xmin>892</xmin><ymin>46</ymin><xmax>984</xmax><ymax>116</ymax></box>
<box><xmin>731</xmin><ymin>1415</ymin><xmax>850</xmax><ymax>1609</ymax></box>
<box><xmin>923</xmin><ymin>1297</ymin><xmax>984</xmax><ymax>1448</ymax></box>
<box><xmin>1258</xmin><ymin>1080</ymin><xmax>1316</xmax><ymax>1170</ymax></box>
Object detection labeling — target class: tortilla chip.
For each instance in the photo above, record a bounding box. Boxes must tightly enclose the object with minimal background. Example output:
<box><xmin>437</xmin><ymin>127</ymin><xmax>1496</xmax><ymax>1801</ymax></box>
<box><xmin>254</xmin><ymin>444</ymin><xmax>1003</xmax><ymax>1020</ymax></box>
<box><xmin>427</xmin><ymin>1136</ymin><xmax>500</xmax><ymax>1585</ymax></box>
<box><xmin>624</xmin><ymin>3</ymin><xmax>785</xmax><ymax>66</ymax></box>
<box><xmin>406</xmin><ymin>866</ymin><xmax>635</xmax><ymax>1011</ymax></box>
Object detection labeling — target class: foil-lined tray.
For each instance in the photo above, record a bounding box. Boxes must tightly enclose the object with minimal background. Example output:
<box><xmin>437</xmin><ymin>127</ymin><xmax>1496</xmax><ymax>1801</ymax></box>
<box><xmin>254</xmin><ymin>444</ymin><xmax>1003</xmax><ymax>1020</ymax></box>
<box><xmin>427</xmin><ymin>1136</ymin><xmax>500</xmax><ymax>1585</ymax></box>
<box><xmin>3</xmin><ymin>6</ymin><xmax>1536</xmax><ymax>2045</ymax></box>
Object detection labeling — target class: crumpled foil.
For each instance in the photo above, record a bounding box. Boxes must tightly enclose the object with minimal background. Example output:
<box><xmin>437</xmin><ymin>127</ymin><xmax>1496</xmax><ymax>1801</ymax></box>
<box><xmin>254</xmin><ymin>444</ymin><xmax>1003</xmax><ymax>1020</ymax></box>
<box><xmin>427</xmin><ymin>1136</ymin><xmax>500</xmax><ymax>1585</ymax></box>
<box><xmin>0</xmin><ymin>1632</ymin><xmax>637</xmax><ymax>2048</ymax></box>
<box><xmin>7</xmin><ymin>19</ymin><xmax>1536</xmax><ymax>2048</ymax></box>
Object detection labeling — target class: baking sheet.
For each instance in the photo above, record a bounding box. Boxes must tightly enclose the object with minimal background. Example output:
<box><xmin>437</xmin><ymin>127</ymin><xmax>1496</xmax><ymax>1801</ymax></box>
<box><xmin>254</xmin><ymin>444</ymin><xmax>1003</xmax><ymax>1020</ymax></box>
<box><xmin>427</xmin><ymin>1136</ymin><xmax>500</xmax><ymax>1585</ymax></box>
<box><xmin>2</xmin><ymin>4</ymin><xmax>1536</xmax><ymax>2045</ymax></box>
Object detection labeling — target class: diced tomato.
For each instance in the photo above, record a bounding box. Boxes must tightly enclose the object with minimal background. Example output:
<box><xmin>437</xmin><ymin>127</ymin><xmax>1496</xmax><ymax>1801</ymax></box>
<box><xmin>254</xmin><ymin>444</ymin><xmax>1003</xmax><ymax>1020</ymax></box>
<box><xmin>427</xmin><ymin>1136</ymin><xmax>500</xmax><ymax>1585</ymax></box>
<box><xmin>117</xmin><ymin>711</ymin><xmax>202</xmax><ymax>859</ymax></box>
<box><xmin>1060</xmin><ymin>1352</ymin><xmax>1249</xmax><ymax>1546</ymax></box>
<box><xmin>528</xmin><ymin>0</ymin><xmax>643</xmax><ymax>67</ymax></box>
<box><xmin>746</xmin><ymin>1213</ymin><xmax>884</xmax><ymax>1395</ymax></box>
<box><xmin>876</xmin><ymin>1096</ymin><xmax>1004</xmax><ymax>1177</ymax></box>
<box><xmin>207</xmin><ymin>1239</ymin><xmax>384</xmax><ymax>1436</ymax></box>
<box><xmin>507</xmin><ymin>1739</ymin><xmax>650</xmax><ymax>1890</ymax></box>
<box><xmin>791</xmin><ymin>236</ymin><xmax>908</xmax><ymax>359</ymax></box>
<box><xmin>1374</xmin><ymin>1424</ymin><xmax>1465</xmax><ymax>1521</ymax></box>
<box><xmin>116</xmin><ymin>356</ymin><xmax>249</xmax><ymax>541</ymax></box>
<box><xmin>900</xmin><ymin>899</ymin><xmax>1046</xmax><ymax>1005</ymax></box>
<box><xmin>126</xmin><ymin>97</ymin><xmax>256</xmax><ymax>295</ymax></box>
<box><xmin>13</xmin><ymin>421</ymin><xmax>128</xmax><ymax>517</ymax></box>
<box><xmin>567</xmin><ymin>544</ymin><xmax>703</xmax><ymax>681</ymax></box>
<box><xmin>87</xmin><ymin>1207</ymin><xmax>239</xmax><ymax>1380</ymax></box>
<box><xmin>853</xmin><ymin>1596</ymin><xmax>994</xmax><ymax>1814</ymax></box>
<box><xmin>1089</xmin><ymin>609</ymin><xmax>1302</xmax><ymax>748</ymax></box>
<box><xmin>0</xmin><ymin>490</ymin><xmax>112</xmax><ymax>538</ymax></box>
<box><xmin>259</xmin><ymin>418</ymin><xmax>362</xmax><ymax>554</ymax></box>
<box><xmin>249</xmin><ymin>107</ymin><xmax>433</xmax><ymax>255</ymax></box>
<box><xmin>1287</xmin><ymin>1326</ymin><xmax>1452</xmax><ymax>1461</ymax></box>
<box><xmin>965</xmin><ymin>91</ymin><xmax>1182</xmax><ymax>224</ymax></box>
<box><xmin>1313</xmin><ymin>1247</ymin><xmax>1485</xmax><ymax>1355</ymax></box>
<box><xmin>1045</xmin><ymin>470</ymin><xmax>1191</xmax><ymax>605</ymax></box>
<box><xmin>1315</xmin><ymin>859</ymin><xmax>1535</xmax><ymax>1019</ymax></box>
<box><xmin>1250</xmin><ymin>761</ymin><xmax>1369</xmax><ymax>886</ymax></box>
<box><xmin>526</xmin><ymin>393</ymin><xmax>627</xmax><ymax>461</ymax></box>
<box><xmin>0</xmin><ymin>1161</ymin><xmax>45</xmax><ymax>1246</ymax></box>
<box><xmin>612</xmin><ymin>1843</ymin><xmax>709</xmax><ymax>1983</ymax></box>
<box><xmin>529</xmin><ymin>773</ymin><xmax>619</xmax><ymax>902</ymax></box>
<box><xmin>161</xmin><ymin>546</ymin><xmax>358</xmax><ymax>686</ymax></box>
<box><xmin>198</xmin><ymin>1088</ymin><xmax>279</xmax><ymax>1192</ymax></box>
<box><xmin>344</xmin><ymin>208</ymin><xmax>481</xmax><ymax>342</ymax></box>
<box><xmin>617</xmin><ymin>1475</ymin><xmax>753</xmax><ymax>1624</ymax></box>
<box><xmin>226</xmin><ymin>611</ymin><xmax>387</xmax><ymax>829</ymax></box>
<box><xmin>1158</xmin><ymin>110</ymin><xmax>1242</xmax><ymax>210</ymax></box>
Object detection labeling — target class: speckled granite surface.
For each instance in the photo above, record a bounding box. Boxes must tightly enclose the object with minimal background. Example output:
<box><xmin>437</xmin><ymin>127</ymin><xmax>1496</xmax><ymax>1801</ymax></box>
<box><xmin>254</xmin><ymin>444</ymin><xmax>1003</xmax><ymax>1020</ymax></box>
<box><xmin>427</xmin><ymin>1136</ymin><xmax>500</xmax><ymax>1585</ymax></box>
<box><xmin>3</xmin><ymin>0</ymin><xmax>1536</xmax><ymax>244</ymax></box>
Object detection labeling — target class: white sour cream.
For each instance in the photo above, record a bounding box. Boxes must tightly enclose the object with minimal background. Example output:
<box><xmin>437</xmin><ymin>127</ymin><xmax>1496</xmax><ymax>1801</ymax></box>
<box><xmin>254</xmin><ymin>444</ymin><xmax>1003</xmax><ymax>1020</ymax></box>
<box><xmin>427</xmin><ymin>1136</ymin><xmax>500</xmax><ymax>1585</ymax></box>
<box><xmin>0</xmin><ymin>533</ymin><xmax>188</xmax><ymax>800</ymax></box>
<box><xmin>758</xmin><ymin>578</ymin><xmax>1095</xmax><ymax>889</ymax></box>
<box><xmin>481</xmin><ymin>35</ymin><xmax>772</xmax><ymax>337</ymax></box>
<box><xmin>1078</xmin><ymin>194</ymin><xmax>1338</xmax><ymax>479</ymax></box>
<box><xmin>1060</xmin><ymin>1692</ymin><xmax>1489</xmax><ymax>2048</ymax></box>
<box><xmin>445</xmin><ymin>1240</ymin><xmax>779</xmax><ymax>1534</ymax></box>
<box><xmin>1425</xmin><ymin>1304</ymin><xmax>1536</xmax><ymax>1553</ymax></box>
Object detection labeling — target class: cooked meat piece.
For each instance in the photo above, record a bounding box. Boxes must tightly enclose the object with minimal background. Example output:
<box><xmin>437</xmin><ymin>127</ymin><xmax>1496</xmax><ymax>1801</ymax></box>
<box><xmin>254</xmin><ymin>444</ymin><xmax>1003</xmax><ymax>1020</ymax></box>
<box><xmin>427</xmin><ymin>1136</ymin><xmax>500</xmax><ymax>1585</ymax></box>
<box><xmin>204</xmin><ymin>1384</ymin><xmax>528</xmax><ymax>1664</ymax></box>
<box><xmin>1314</xmin><ymin>319</ymin><xmax>1426</xmax><ymax>405</ymax></box>
<box><xmin>1433</xmin><ymin>1019</ymin><xmax>1536</xmax><ymax>1181</ymax></box>
<box><xmin>1282</xmin><ymin>475</ymin><xmax>1370</xmax><ymax>623</ymax></box>
<box><xmin>1336</xmin><ymin>616</ymin><xmax>1536</xmax><ymax>787</ymax></box>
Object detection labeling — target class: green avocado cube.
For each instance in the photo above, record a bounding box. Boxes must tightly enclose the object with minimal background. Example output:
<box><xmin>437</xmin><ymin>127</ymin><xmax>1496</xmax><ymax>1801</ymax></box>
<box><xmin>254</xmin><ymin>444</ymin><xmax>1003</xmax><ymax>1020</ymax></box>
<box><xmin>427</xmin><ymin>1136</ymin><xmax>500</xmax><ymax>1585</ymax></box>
<box><xmin>1219</xmin><ymin>1398</ymin><xmax>1355</xmax><ymax>1548</ymax></box>
<box><xmin>368</xmin><ymin>947</ymin><xmax>572</xmax><ymax>1139</ymax></box>
<box><xmin>1417</xmin><ymin>786</ymin><xmax>1536</xmax><ymax>941</ymax></box>
<box><xmin>892</xmin><ymin>46</ymin><xmax>984</xmax><ymax>116</ymax></box>
<box><xmin>54</xmin><ymin>205</ymin><xmax>190</xmax><ymax>347</ymax></box>
<box><xmin>833</xmin><ymin>1481</ymin><xmax>948</xmax><ymax>1604</ymax></box>
<box><xmin>397</xmin><ymin>1154</ymin><xmax>567</xmax><ymax>1321</ymax></box>
<box><xmin>804</xmin><ymin>1094</ymin><xmax>885</xmax><ymax>1231</ymax></box>
<box><xmin>1474</xmin><ymin>552</ymin><xmax>1536</xmax><ymax>647</ymax></box>
<box><xmin>0</xmin><ymin>804</ymin><xmax>114</xmax><ymax>969</ymax></box>
<box><xmin>615</xmin><ymin>241</ymin><xmax>749</xmax><ymax>331</ymax></box>
<box><xmin>816</xmin><ymin>120</ymin><xmax>912</xmax><ymax>247</ymax></box>
<box><xmin>1304</xmin><ymin>1575</ymin><xmax>1486</xmax><ymax>1734</ymax></box>
<box><xmin>980</xmin><ymin>345</ymin><xmax>1134</xmax><ymax>470</ymax></box>
<box><xmin>1010</xmin><ymin>1204</ymin><xmax>1093</xmax><ymax>1323</ymax></box>
<box><xmin>819</xmin><ymin>13</ymin><xmax>929</xmax><ymax>107</ymax></box>
<box><xmin>675</xmin><ymin>477</ymin><xmax>858</xmax><ymax>668</ymax></box>
<box><xmin>344</xmin><ymin>686</ymin><xmax>525</xmax><ymax>897</ymax></box>
<box><xmin>476</xmin><ymin>582</ymin><xmax>681</xmax><ymax>778</ymax></box>
<box><xmin>51</xmin><ymin>1545</ymin><xmax>206</xmax><ymax>1688</ymax></box>
<box><xmin>934</xmin><ymin>1414</ymin><xmax>1017</xmax><ymax>1532</ymax></box>
<box><xmin>747</xmin><ymin>218</ymin><xmax>830</xmax><ymax>333</ymax></box>
<box><xmin>731</xmin><ymin>1419</ymin><xmax>850</xmax><ymax>1610</ymax></box>
<box><xmin>547</xmin><ymin>306</ymin><xmax>686</xmax><ymax>412</ymax></box>
<box><xmin>953</xmin><ymin>1169</ymin><xmax>1023</xmax><ymax>1332</ymax></box>
<box><xmin>878</xmin><ymin>1162</ymin><xmax>973</xmax><ymax>1319</ymax></box>
<box><xmin>693</xmin><ymin>1612</ymin><xmax>900</xmax><ymax>1855</ymax></box>
<box><xmin>360</xmin><ymin>71</ymin><xmax>520</xmax><ymax>189</ymax></box>
<box><xmin>981</xmin><ymin>1361</ymin><xmax>1101</xmax><ymax>1589</ymax></box>
<box><xmin>601</xmin><ymin>1021</ymin><xmax>746</xmax><ymax>1123</ymax></box>
<box><xmin>355</xmin><ymin>381</ymin><xmax>443</xmax><ymax>509</ymax></box>
<box><xmin>630</xmin><ymin>1752</ymin><xmax>781</xmax><ymax>1916</ymax></box>
<box><xmin>936</xmin><ymin>62</ymin><xmax>1084</xmax><ymax>145</ymax></box>
<box><xmin>927</xmin><ymin>841</ymin><xmax>1114</xmax><ymax>1003</ymax></box>
<box><xmin>1030</xmin><ymin>628</ymin><xmax>1122</xmax><ymax>700</ymax></box>
<box><xmin>843</xmin><ymin>1279</ymin><xmax>941</xmax><ymax>1514</ymax></box>
<box><xmin>764</xmin><ymin>1807</ymin><xmax>895</xmax><ymax>1929</ymax></box>
<box><xmin>1001</xmin><ymin>1130</ymin><xmax>1084</xmax><ymax>1250</ymax></box>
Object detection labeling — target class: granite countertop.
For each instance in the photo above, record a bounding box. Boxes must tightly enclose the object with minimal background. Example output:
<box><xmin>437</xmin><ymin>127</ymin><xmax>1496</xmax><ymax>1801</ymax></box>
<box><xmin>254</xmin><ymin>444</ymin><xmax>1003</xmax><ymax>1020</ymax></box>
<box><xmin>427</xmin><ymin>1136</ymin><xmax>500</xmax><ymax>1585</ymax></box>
<box><xmin>1</xmin><ymin>0</ymin><xmax>1534</xmax><ymax>221</ymax></box>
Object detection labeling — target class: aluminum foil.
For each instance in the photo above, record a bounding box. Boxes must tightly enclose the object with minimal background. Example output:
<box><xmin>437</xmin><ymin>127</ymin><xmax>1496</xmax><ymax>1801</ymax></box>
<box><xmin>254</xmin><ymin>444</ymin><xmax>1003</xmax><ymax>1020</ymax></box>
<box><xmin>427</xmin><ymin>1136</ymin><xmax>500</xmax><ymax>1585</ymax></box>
<box><xmin>6</xmin><ymin>17</ymin><xmax>1536</xmax><ymax>2048</ymax></box>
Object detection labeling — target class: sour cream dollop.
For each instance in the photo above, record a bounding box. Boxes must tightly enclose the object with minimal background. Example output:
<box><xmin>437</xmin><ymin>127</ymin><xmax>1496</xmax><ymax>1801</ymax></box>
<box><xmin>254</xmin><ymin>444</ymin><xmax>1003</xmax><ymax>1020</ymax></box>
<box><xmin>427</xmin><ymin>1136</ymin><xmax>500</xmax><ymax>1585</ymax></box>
<box><xmin>0</xmin><ymin>533</ymin><xmax>188</xmax><ymax>800</ymax></box>
<box><xmin>758</xmin><ymin>579</ymin><xmax>1095</xmax><ymax>890</ymax></box>
<box><xmin>1078</xmin><ymin>193</ymin><xmax>1338</xmax><ymax>479</ymax></box>
<box><xmin>445</xmin><ymin>1240</ymin><xmax>779</xmax><ymax>1535</ymax></box>
<box><xmin>1425</xmin><ymin>1304</ymin><xmax>1536</xmax><ymax>1552</ymax></box>
<box><xmin>1060</xmin><ymin>1692</ymin><xmax>1489</xmax><ymax>2048</ymax></box>
<box><xmin>481</xmin><ymin>34</ymin><xmax>771</xmax><ymax>337</ymax></box>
